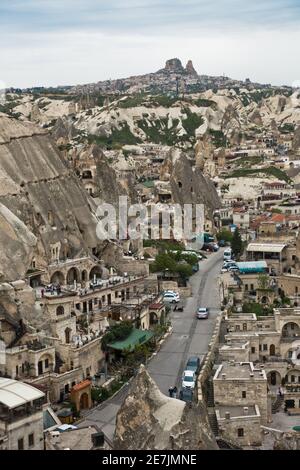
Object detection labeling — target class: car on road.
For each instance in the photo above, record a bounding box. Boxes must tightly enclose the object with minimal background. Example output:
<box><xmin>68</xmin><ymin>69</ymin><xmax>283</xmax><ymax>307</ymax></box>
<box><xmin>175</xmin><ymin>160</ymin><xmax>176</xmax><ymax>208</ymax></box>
<box><xmin>163</xmin><ymin>291</ymin><xmax>180</xmax><ymax>303</ymax></box>
<box><xmin>228</xmin><ymin>266</ymin><xmax>239</xmax><ymax>273</ymax></box>
<box><xmin>185</xmin><ymin>356</ymin><xmax>201</xmax><ymax>374</ymax></box>
<box><xmin>197</xmin><ymin>307</ymin><xmax>209</xmax><ymax>319</ymax></box>
<box><xmin>182</xmin><ymin>370</ymin><xmax>196</xmax><ymax>389</ymax></box>
<box><xmin>179</xmin><ymin>388</ymin><xmax>194</xmax><ymax>403</ymax></box>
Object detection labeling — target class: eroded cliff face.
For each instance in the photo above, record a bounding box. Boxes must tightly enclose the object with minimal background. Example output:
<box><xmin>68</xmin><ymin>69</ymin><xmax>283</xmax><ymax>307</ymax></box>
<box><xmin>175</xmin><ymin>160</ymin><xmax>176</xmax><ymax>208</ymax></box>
<box><xmin>0</xmin><ymin>115</ymin><xmax>99</xmax><ymax>269</ymax></box>
<box><xmin>114</xmin><ymin>365</ymin><xmax>218</xmax><ymax>450</ymax></box>
<box><xmin>0</xmin><ymin>203</ymin><xmax>37</xmax><ymax>282</ymax></box>
<box><xmin>160</xmin><ymin>148</ymin><xmax>220</xmax><ymax>220</ymax></box>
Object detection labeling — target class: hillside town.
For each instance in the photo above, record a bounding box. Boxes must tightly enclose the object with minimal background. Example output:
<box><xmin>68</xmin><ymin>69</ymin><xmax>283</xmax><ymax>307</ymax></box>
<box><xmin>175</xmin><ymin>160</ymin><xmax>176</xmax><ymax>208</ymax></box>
<box><xmin>0</xmin><ymin>57</ymin><xmax>300</xmax><ymax>452</ymax></box>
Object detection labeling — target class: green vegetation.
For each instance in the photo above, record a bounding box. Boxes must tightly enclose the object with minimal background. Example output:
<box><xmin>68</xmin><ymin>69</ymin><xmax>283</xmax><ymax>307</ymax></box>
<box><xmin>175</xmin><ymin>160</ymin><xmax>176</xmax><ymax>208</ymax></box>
<box><xmin>101</xmin><ymin>321</ymin><xmax>133</xmax><ymax>351</ymax></box>
<box><xmin>209</xmin><ymin>129</ymin><xmax>227</xmax><ymax>148</ymax></box>
<box><xmin>143</xmin><ymin>240</ymin><xmax>184</xmax><ymax>251</ymax></box>
<box><xmin>225</xmin><ymin>166</ymin><xmax>291</xmax><ymax>183</ymax></box>
<box><xmin>194</xmin><ymin>98</ymin><xmax>217</xmax><ymax>109</ymax></box>
<box><xmin>242</xmin><ymin>302</ymin><xmax>273</xmax><ymax>316</ymax></box>
<box><xmin>137</xmin><ymin>117</ymin><xmax>183</xmax><ymax>146</ymax></box>
<box><xmin>149</xmin><ymin>249</ymin><xmax>198</xmax><ymax>280</ymax></box>
<box><xmin>216</xmin><ymin>230</ymin><xmax>233</xmax><ymax>243</ymax></box>
<box><xmin>232</xmin><ymin>156</ymin><xmax>264</xmax><ymax>168</ymax></box>
<box><xmin>181</xmin><ymin>108</ymin><xmax>204</xmax><ymax>136</ymax></box>
<box><xmin>231</xmin><ymin>228</ymin><xmax>243</xmax><ymax>259</ymax></box>
<box><xmin>88</xmin><ymin>123</ymin><xmax>141</xmax><ymax>149</ymax></box>
<box><xmin>279</xmin><ymin>123</ymin><xmax>295</xmax><ymax>134</ymax></box>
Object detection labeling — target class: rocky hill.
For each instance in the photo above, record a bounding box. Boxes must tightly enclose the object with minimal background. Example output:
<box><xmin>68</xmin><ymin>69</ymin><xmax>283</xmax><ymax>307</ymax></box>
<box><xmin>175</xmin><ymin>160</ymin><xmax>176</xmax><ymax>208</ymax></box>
<box><xmin>0</xmin><ymin>114</ymin><xmax>100</xmax><ymax>271</ymax></box>
<box><xmin>114</xmin><ymin>365</ymin><xmax>218</xmax><ymax>450</ymax></box>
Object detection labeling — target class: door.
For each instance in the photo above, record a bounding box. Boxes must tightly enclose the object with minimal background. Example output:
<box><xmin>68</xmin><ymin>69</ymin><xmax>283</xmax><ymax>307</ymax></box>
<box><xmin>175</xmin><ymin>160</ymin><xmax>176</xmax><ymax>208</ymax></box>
<box><xmin>270</xmin><ymin>344</ymin><xmax>276</xmax><ymax>356</ymax></box>
<box><xmin>270</xmin><ymin>372</ymin><xmax>277</xmax><ymax>386</ymax></box>
<box><xmin>38</xmin><ymin>361</ymin><xmax>43</xmax><ymax>375</ymax></box>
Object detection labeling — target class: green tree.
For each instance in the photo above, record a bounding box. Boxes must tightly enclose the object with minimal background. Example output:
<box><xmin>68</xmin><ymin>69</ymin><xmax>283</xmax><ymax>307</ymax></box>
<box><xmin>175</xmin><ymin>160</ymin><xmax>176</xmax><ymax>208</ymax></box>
<box><xmin>231</xmin><ymin>228</ymin><xmax>243</xmax><ymax>259</ymax></box>
<box><xmin>257</xmin><ymin>274</ymin><xmax>270</xmax><ymax>290</ymax></box>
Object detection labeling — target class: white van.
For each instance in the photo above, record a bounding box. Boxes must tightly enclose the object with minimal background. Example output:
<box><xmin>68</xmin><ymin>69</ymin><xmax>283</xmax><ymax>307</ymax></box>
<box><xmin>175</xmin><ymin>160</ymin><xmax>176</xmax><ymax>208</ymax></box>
<box><xmin>223</xmin><ymin>248</ymin><xmax>232</xmax><ymax>261</ymax></box>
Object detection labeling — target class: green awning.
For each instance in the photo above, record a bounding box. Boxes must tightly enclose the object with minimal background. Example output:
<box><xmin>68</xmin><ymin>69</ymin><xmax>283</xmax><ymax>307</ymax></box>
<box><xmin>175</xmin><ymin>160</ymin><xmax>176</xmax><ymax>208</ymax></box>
<box><xmin>108</xmin><ymin>328</ymin><xmax>154</xmax><ymax>352</ymax></box>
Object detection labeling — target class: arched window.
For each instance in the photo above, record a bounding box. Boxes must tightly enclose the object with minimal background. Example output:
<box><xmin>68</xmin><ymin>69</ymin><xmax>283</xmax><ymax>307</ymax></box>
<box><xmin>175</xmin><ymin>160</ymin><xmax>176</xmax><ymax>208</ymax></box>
<box><xmin>56</xmin><ymin>306</ymin><xmax>64</xmax><ymax>316</ymax></box>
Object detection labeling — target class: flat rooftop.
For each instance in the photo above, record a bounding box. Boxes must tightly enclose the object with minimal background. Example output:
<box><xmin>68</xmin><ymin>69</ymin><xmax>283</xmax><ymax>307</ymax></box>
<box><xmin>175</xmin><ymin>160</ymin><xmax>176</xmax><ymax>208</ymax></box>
<box><xmin>216</xmin><ymin>405</ymin><xmax>258</xmax><ymax>419</ymax></box>
<box><xmin>214</xmin><ymin>362</ymin><xmax>266</xmax><ymax>380</ymax></box>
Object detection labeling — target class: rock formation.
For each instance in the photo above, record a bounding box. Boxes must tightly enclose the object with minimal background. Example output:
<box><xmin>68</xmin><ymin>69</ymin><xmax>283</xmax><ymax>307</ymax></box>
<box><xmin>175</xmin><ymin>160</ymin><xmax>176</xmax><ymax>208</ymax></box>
<box><xmin>0</xmin><ymin>203</ymin><xmax>37</xmax><ymax>282</ymax></box>
<box><xmin>163</xmin><ymin>58</ymin><xmax>184</xmax><ymax>73</ymax></box>
<box><xmin>293</xmin><ymin>126</ymin><xmax>300</xmax><ymax>151</ymax></box>
<box><xmin>0</xmin><ymin>115</ymin><xmax>99</xmax><ymax>270</ymax></box>
<box><xmin>160</xmin><ymin>148</ymin><xmax>220</xmax><ymax>221</ymax></box>
<box><xmin>114</xmin><ymin>365</ymin><xmax>218</xmax><ymax>450</ymax></box>
<box><xmin>185</xmin><ymin>60</ymin><xmax>198</xmax><ymax>76</ymax></box>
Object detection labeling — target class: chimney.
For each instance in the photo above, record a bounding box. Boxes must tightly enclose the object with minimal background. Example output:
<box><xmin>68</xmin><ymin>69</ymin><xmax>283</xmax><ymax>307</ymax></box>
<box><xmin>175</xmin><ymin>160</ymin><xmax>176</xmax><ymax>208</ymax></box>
<box><xmin>250</xmin><ymin>373</ymin><xmax>254</xmax><ymax>378</ymax></box>
<box><xmin>225</xmin><ymin>412</ymin><xmax>230</xmax><ymax>420</ymax></box>
<box><xmin>243</xmin><ymin>407</ymin><xmax>249</xmax><ymax>415</ymax></box>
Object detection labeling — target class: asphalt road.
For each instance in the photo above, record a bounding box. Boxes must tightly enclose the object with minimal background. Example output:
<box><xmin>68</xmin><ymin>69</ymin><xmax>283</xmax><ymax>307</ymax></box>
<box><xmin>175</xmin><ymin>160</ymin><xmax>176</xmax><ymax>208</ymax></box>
<box><xmin>78</xmin><ymin>250</ymin><xmax>224</xmax><ymax>440</ymax></box>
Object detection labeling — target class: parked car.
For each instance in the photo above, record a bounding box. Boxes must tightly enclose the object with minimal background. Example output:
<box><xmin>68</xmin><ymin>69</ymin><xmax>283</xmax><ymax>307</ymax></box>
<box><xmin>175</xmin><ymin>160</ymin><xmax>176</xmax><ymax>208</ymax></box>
<box><xmin>185</xmin><ymin>356</ymin><xmax>201</xmax><ymax>374</ymax></box>
<box><xmin>182</xmin><ymin>370</ymin><xmax>196</xmax><ymax>389</ymax></box>
<box><xmin>163</xmin><ymin>292</ymin><xmax>180</xmax><ymax>303</ymax></box>
<box><xmin>228</xmin><ymin>266</ymin><xmax>239</xmax><ymax>273</ymax></box>
<box><xmin>219</xmin><ymin>240</ymin><xmax>226</xmax><ymax>247</ymax></box>
<box><xmin>197</xmin><ymin>307</ymin><xmax>209</xmax><ymax>319</ymax></box>
<box><xmin>179</xmin><ymin>388</ymin><xmax>194</xmax><ymax>403</ymax></box>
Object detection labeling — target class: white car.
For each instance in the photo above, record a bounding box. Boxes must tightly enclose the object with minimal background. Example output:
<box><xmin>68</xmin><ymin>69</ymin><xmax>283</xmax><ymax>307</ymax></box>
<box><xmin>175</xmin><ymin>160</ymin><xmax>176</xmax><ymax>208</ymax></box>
<box><xmin>182</xmin><ymin>370</ymin><xmax>196</xmax><ymax>389</ymax></box>
<box><xmin>197</xmin><ymin>307</ymin><xmax>209</xmax><ymax>319</ymax></box>
<box><xmin>163</xmin><ymin>292</ymin><xmax>180</xmax><ymax>303</ymax></box>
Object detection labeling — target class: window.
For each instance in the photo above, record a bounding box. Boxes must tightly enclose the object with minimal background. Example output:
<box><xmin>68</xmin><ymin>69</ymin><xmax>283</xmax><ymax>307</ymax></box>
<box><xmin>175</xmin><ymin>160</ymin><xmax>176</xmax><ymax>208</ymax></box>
<box><xmin>235</xmin><ymin>325</ymin><xmax>240</xmax><ymax>331</ymax></box>
<box><xmin>242</xmin><ymin>391</ymin><xmax>246</xmax><ymax>398</ymax></box>
<box><xmin>115</xmin><ymin>291</ymin><xmax>118</xmax><ymax>298</ymax></box>
<box><xmin>245</xmin><ymin>284</ymin><xmax>248</xmax><ymax>291</ymax></box>
<box><xmin>251</xmin><ymin>347</ymin><xmax>256</xmax><ymax>354</ymax></box>
<box><xmin>263</xmin><ymin>344</ymin><xmax>268</xmax><ymax>351</ymax></box>
<box><xmin>238</xmin><ymin>428</ymin><xmax>244</xmax><ymax>437</ymax></box>
<box><xmin>291</xmin><ymin>375</ymin><xmax>295</xmax><ymax>383</ymax></box>
<box><xmin>291</xmin><ymin>324</ymin><xmax>295</xmax><ymax>330</ymax></box>
<box><xmin>250</xmin><ymin>284</ymin><xmax>254</xmax><ymax>291</ymax></box>
<box><xmin>288</xmin><ymin>350</ymin><xmax>293</xmax><ymax>358</ymax></box>
<box><xmin>18</xmin><ymin>438</ymin><xmax>24</xmax><ymax>450</ymax></box>
<box><xmin>28</xmin><ymin>434</ymin><xmax>34</xmax><ymax>447</ymax></box>
<box><xmin>243</xmin><ymin>323</ymin><xmax>247</xmax><ymax>331</ymax></box>
<box><xmin>45</xmin><ymin>359</ymin><xmax>49</xmax><ymax>369</ymax></box>
<box><xmin>259</xmin><ymin>345</ymin><xmax>262</xmax><ymax>352</ymax></box>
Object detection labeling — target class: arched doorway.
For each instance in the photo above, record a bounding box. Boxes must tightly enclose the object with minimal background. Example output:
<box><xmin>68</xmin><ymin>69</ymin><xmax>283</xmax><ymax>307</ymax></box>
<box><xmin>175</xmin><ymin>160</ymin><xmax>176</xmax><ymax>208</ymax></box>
<box><xmin>267</xmin><ymin>370</ymin><xmax>281</xmax><ymax>386</ymax></box>
<box><xmin>89</xmin><ymin>266</ymin><xmax>102</xmax><ymax>282</ymax></box>
<box><xmin>270</xmin><ymin>344</ymin><xmax>276</xmax><ymax>356</ymax></box>
<box><xmin>50</xmin><ymin>271</ymin><xmax>65</xmax><ymax>285</ymax></box>
<box><xmin>282</xmin><ymin>322</ymin><xmax>300</xmax><ymax>339</ymax></box>
<box><xmin>150</xmin><ymin>312</ymin><xmax>158</xmax><ymax>326</ymax></box>
<box><xmin>67</xmin><ymin>267</ymin><xmax>79</xmax><ymax>285</ymax></box>
<box><xmin>80</xmin><ymin>393</ymin><xmax>89</xmax><ymax>409</ymax></box>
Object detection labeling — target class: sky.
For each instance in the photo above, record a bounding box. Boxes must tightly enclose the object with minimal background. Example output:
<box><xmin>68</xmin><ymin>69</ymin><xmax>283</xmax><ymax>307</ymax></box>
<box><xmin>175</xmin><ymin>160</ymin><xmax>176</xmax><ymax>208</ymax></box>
<box><xmin>0</xmin><ymin>0</ymin><xmax>300</xmax><ymax>88</ymax></box>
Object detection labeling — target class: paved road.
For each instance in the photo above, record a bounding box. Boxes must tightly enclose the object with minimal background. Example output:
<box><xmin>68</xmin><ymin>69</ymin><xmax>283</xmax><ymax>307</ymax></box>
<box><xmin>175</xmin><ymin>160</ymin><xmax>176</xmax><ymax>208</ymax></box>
<box><xmin>78</xmin><ymin>250</ymin><xmax>224</xmax><ymax>440</ymax></box>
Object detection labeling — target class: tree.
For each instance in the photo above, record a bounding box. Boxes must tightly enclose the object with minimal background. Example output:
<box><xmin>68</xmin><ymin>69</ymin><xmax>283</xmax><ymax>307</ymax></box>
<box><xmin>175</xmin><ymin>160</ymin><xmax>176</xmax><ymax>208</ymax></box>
<box><xmin>257</xmin><ymin>274</ymin><xmax>269</xmax><ymax>290</ymax></box>
<box><xmin>231</xmin><ymin>228</ymin><xmax>243</xmax><ymax>259</ymax></box>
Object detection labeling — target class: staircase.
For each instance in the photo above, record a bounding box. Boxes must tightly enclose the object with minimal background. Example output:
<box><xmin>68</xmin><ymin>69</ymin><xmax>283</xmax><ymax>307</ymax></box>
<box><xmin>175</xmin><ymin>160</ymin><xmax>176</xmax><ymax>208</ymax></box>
<box><xmin>208</xmin><ymin>411</ymin><xmax>219</xmax><ymax>436</ymax></box>
<box><xmin>206</xmin><ymin>379</ymin><xmax>215</xmax><ymax>407</ymax></box>
<box><xmin>217</xmin><ymin>437</ymin><xmax>243</xmax><ymax>450</ymax></box>
<box><xmin>272</xmin><ymin>395</ymin><xmax>284</xmax><ymax>414</ymax></box>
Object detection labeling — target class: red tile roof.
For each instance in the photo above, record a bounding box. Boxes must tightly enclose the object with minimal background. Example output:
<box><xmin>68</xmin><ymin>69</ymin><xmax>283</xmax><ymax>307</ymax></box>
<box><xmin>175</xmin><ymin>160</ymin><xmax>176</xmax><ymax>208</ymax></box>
<box><xmin>71</xmin><ymin>380</ymin><xmax>91</xmax><ymax>392</ymax></box>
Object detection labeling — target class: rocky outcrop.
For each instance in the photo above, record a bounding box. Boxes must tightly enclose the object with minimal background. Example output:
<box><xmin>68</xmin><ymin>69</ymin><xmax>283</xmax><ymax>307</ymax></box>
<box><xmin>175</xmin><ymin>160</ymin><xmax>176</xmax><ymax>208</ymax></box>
<box><xmin>293</xmin><ymin>126</ymin><xmax>300</xmax><ymax>151</ymax></box>
<box><xmin>163</xmin><ymin>58</ymin><xmax>184</xmax><ymax>73</ymax></box>
<box><xmin>0</xmin><ymin>115</ymin><xmax>99</xmax><ymax>269</ymax></box>
<box><xmin>185</xmin><ymin>60</ymin><xmax>198</xmax><ymax>76</ymax></box>
<box><xmin>248</xmin><ymin>109</ymin><xmax>263</xmax><ymax>126</ymax></box>
<box><xmin>195</xmin><ymin>134</ymin><xmax>215</xmax><ymax>174</ymax></box>
<box><xmin>0</xmin><ymin>203</ymin><xmax>36</xmax><ymax>282</ymax></box>
<box><xmin>160</xmin><ymin>148</ymin><xmax>220</xmax><ymax>220</ymax></box>
<box><xmin>114</xmin><ymin>365</ymin><xmax>218</xmax><ymax>450</ymax></box>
